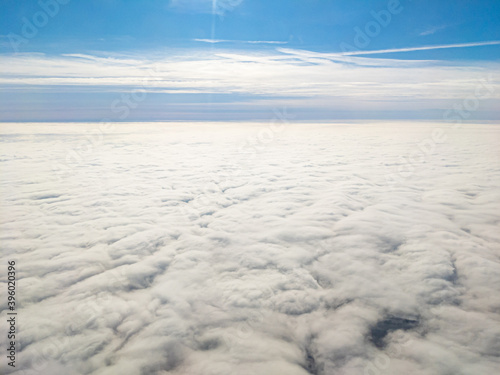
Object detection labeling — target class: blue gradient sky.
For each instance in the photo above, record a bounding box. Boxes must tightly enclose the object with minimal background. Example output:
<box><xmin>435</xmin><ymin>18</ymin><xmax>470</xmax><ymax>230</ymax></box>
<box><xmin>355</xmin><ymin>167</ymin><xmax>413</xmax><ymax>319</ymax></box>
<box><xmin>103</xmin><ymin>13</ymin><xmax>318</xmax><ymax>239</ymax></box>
<box><xmin>1</xmin><ymin>0</ymin><xmax>499</xmax><ymax>121</ymax></box>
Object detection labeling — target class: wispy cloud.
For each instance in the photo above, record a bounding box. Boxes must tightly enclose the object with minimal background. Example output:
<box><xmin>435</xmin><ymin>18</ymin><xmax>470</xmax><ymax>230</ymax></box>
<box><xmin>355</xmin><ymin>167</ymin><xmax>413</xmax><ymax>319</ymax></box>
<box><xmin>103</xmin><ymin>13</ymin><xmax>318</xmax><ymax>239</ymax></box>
<box><xmin>419</xmin><ymin>25</ymin><xmax>449</xmax><ymax>36</ymax></box>
<box><xmin>1</xmin><ymin>48</ymin><xmax>499</xmax><ymax>121</ymax></box>
<box><xmin>338</xmin><ymin>40</ymin><xmax>500</xmax><ymax>56</ymax></box>
<box><xmin>247</xmin><ymin>40</ymin><xmax>288</xmax><ymax>44</ymax></box>
<box><xmin>194</xmin><ymin>38</ymin><xmax>287</xmax><ymax>44</ymax></box>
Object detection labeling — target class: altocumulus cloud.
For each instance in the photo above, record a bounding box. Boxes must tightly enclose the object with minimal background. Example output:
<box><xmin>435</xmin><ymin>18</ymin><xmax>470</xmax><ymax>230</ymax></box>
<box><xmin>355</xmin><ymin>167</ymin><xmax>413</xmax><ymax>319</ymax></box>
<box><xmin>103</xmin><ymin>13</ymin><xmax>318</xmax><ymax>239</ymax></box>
<box><xmin>0</xmin><ymin>122</ymin><xmax>499</xmax><ymax>374</ymax></box>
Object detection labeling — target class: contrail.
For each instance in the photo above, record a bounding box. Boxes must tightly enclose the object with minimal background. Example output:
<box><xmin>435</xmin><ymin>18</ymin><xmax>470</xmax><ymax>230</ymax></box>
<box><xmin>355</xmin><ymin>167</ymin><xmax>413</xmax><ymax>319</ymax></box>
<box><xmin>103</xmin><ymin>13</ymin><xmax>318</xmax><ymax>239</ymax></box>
<box><xmin>340</xmin><ymin>40</ymin><xmax>500</xmax><ymax>56</ymax></box>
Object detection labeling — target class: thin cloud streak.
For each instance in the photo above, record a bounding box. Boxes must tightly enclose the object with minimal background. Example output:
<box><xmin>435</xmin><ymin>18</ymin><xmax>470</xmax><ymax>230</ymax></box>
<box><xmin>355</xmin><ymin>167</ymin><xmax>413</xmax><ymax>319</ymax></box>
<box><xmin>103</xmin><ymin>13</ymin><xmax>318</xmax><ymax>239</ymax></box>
<box><xmin>340</xmin><ymin>40</ymin><xmax>500</xmax><ymax>56</ymax></box>
<box><xmin>193</xmin><ymin>38</ymin><xmax>288</xmax><ymax>44</ymax></box>
<box><xmin>419</xmin><ymin>25</ymin><xmax>449</xmax><ymax>36</ymax></box>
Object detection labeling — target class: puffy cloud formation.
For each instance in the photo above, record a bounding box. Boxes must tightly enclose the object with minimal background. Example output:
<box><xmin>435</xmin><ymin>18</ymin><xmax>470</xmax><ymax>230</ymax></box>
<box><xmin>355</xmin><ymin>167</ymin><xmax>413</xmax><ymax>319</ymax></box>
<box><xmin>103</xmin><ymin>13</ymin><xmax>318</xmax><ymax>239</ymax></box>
<box><xmin>0</xmin><ymin>122</ymin><xmax>499</xmax><ymax>374</ymax></box>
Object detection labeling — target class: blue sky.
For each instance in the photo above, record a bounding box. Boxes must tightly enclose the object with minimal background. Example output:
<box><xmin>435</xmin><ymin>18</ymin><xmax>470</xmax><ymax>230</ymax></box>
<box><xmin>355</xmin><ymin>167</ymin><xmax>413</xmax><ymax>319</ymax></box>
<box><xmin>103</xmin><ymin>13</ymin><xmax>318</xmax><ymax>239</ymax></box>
<box><xmin>0</xmin><ymin>0</ymin><xmax>499</xmax><ymax>121</ymax></box>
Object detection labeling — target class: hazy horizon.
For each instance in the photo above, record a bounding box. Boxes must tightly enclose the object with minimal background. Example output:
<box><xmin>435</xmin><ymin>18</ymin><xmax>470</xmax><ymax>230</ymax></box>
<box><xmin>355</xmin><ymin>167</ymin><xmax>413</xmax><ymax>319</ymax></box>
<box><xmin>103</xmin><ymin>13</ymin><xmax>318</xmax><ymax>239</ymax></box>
<box><xmin>1</xmin><ymin>1</ymin><xmax>499</xmax><ymax>374</ymax></box>
<box><xmin>1</xmin><ymin>0</ymin><xmax>499</xmax><ymax>122</ymax></box>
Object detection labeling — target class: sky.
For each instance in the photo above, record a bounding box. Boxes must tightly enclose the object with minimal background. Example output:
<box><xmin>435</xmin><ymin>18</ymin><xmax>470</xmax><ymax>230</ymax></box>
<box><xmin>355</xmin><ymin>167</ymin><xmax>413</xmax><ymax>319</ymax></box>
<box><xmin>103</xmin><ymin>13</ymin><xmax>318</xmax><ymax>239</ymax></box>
<box><xmin>0</xmin><ymin>0</ymin><xmax>499</xmax><ymax>121</ymax></box>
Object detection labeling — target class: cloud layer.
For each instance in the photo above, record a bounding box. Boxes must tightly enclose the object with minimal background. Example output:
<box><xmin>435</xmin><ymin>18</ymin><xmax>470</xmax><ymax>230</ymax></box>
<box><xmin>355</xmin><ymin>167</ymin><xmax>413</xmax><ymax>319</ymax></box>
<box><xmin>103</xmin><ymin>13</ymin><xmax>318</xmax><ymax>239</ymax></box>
<box><xmin>1</xmin><ymin>48</ymin><xmax>499</xmax><ymax>121</ymax></box>
<box><xmin>1</xmin><ymin>122</ymin><xmax>499</xmax><ymax>374</ymax></box>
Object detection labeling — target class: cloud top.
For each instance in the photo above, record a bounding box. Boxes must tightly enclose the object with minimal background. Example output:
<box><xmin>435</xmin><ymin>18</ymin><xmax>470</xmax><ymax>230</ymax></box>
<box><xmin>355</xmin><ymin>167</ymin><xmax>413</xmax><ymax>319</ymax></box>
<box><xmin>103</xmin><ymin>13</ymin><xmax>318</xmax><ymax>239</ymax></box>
<box><xmin>1</xmin><ymin>122</ymin><xmax>500</xmax><ymax>374</ymax></box>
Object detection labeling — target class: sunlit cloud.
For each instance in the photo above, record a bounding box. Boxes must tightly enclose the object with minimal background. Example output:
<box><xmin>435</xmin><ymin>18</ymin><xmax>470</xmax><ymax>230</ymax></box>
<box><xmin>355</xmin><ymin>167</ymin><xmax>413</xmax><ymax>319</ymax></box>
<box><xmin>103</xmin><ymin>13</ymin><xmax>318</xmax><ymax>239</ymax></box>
<box><xmin>0</xmin><ymin>47</ymin><xmax>499</xmax><ymax>121</ymax></box>
<box><xmin>1</xmin><ymin>49</ymin><xmax>498</xmax><ymax>98</ymax></box>
<box><xmin>1</xmin><ymin>122</ymin><xmax>500</xmax><ymax>374</ymax></box>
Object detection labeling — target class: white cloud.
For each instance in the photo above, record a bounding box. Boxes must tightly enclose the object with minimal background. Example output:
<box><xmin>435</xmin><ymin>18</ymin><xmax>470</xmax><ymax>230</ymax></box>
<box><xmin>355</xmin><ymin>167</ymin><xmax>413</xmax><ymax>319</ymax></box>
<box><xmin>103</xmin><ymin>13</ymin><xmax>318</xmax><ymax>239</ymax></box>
<box><xmin>419</xmin><ymin>25</ymin><xmax>449</xmax><ymax>36</ymax></box>
<box><xmin>1</xmin><ymin>122</ymin><xmax>500</xmax><ymax>374</ymax></box>
<box><xmin>194</xmin><ymin>38</ymin><xmax>288</xmax><ymax>44</ymax></box>
<box><xmin>1</xmin><ymin>48</ymin><xmax>499</xmax><ymax>117</ymax></box>
<box><xmin>335</xmin><ymin>40</ymin><xmax>500</xmax><ymax>56</ymax></box>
